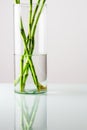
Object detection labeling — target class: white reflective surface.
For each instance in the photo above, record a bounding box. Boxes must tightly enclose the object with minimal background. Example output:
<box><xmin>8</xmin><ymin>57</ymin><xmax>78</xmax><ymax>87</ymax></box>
<box><xmin>0</xmin><ymin>84</ymin><xmax>87</xmax><ymax>130</ymax></box>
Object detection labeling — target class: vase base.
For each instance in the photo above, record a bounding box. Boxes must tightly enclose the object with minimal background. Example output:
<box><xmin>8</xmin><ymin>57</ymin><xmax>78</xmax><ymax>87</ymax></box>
<box><xmin>15</xmin><ymin>89</ymin><xmax>47</xmax><ymax>95</ymax></box>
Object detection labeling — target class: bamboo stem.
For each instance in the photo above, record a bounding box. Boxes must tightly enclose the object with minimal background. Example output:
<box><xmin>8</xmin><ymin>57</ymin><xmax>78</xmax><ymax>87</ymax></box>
<box><xmin>31</xmin><ymin>0</ymin><xmax>46</xmax><ymax>37</ymax></box>
<box><xmin>29</xmin><ymin>0</ymin><xmax>32</xmax><ymax>52</ymax></box>
<box><xmin>32</xmin><ymin>0</ymin><xmax>41</xmax><ymax>25</ymax></box>
<box><xmin>20</xmin><ymin>19</ymin><xmax>40</xmax><ymax>90</ymax></box>
<box><xmin>14</xmin><ymin>0</ymin><xmax>46</xmax><ymax>92</ymax></box>
<box><xmin>20</xmin><ymin>55</ymin><xmax>24</xmax><ymax>92</ymax></box>
<box><xmin>29</xmin><ymin>0</ymin><xmax>32</xmax><ymax>35</ymax></box>
<box><xmin>14</xmin><ymin>60</ymin><xmax>29</xmax><ymax>86</ymax></box>
<box><xmin>23</xmin><ymin>62</ymin><xmax>29</xmax><ymax>87</ymax></box>
<box><xmin>15</xmin><ymin>0</ymin><xmax>20</xmax><ymax>4</ymax></box>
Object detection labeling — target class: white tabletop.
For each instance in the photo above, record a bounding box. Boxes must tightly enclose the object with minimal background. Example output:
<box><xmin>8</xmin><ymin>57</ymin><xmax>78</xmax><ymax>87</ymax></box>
<box><xmin>0</xmin><ymin>84</ymin><xmax>87</xmax><ymax>130</ymax></box>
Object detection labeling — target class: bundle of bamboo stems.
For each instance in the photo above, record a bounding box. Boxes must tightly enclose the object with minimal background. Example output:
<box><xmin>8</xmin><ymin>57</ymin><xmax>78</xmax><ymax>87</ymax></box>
<box><xmin>14</xmin><ymin>0</ymin><xmax>47</xmax><ymax>92</ymax></box>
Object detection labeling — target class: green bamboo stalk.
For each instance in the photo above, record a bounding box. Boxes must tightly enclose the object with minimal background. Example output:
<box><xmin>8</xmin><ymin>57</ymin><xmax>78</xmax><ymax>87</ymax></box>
<box><xmin>20</xmin><ymin>17</ymin><xmax>26</xmax><ymax>44</ymax></box>
<box><xmin>28</xmin><ymin>0</ymin><xmax>46</xmax><ymax>59</ymax></box>
<box><xmin>29</xmin><ymin>0</ymin><xmax>32</xmax><ymax>35</ymax></box>
<box><xmin>14</xmin><ymin>0</ymin><xmax>46</xmax><ymax>91</ymax></box>
<box><xmin>20</xmin><ymin>55</ymin><xmax>24</xmax><ymax>92</ymax></box>
<box><xmin>20</xmin><ymin>17</ymin><xmax>39</xmax><ymax>90</ymax></box>
<box><xmin>15</xmin><ymin>0</ymin><xmax>20</xmax><ymax>4</ymax></box>
<box><xmin>23</xmin><ymin>62</ymin><xmax>29</xmax><ymax>87</ymax></box>
<box><xmin>32</xmin><ymin>0</ymin><xmax>41</xmax><ymax>24</ymax></box>
<box><xmin>24</xmin><ymin>43</ymin><xmax>40</xmax><ymax>91</ymax></box>
<box><xmin>20</xmin><ymin>20</ymin><xmax>40</xmax><ymax>90</ymax></box>
<box><xmin>28</xmin><ymin>0</ymin><xmax>32</xmax><ymax>52</ymax></box>
<box><xmin>28</xmin><ymin>0</ymin><xmax>41</xmax><ymax>55</ymax></box>
<box><xmin>26</xmin><ymin>0</ymin><xmax>46</xmax><ymax>71</ymax></box>
<box><xmin>31</xmin><ymin>37</ymin><xmax>35</xmax><ymax>54</ymax></box>
<box><xmin>14</xmin><ymin>60</ymin><xmax>29</xmax><ymax>86</ymax></box>
<box><xmin>27</xmin><ymin>0</ymin><xmax>46</xmax><ymax>57</ymax></box>
<box><xmin>31</xmin><ymin>0</ymin><xmax>46</xmax><ymax>37</ymax></box>
<box><xmin>26</xmin><ymin>0</ymin><xmax>46</xmax><ymax>57</ymax></box>
<box><xmin>26</xmin><ymin>0</ymin><xmax>41</xmax><ymax>55</ymax></box>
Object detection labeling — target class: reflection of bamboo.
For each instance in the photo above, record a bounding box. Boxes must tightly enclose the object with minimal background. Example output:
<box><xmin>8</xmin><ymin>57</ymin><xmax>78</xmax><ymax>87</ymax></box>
<box><xmin>20</xmin><ymin>96</ymin><xmax>40</xmax><ymax>130</ymax></box>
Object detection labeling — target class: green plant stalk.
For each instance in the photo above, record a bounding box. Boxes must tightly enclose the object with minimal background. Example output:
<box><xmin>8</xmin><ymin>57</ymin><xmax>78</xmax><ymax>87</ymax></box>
<box><xmin>20</xmin><ymin>55</ymin><xmax>24</xmax><ymax>92</ymax></box>
<box><xmin>23</xmin><ymin>0</ymin><xmax>46</xmax><ymax>88</ymax></box>
<box><xmin>14</xmin><ymin>60</ymin><xmax>29</xmax><ymax>86</ymax></box>
<box><xmin>14</xmin><ymin>0</ymin><xmax>46</xmax><ymax>91</ymax></box>
<box><xmin>20</xmin><ymin>23</ymin><xmax>40</xmax><ymax>90</ymax></box>
<box><xmin>31</xmin><ymin>37</ymin><xmax>35</xmax><ymax>54</ymax></box>
<box><xmin>20</xmin><ymin>17</ymin><xmax>27</xmax><ymax>45</ymax></box>
<box><xmin>31</xmin><ymin>0</ymin><xmax>46</xmax><ymax>37</ymax></box>
<box><xmin>24</xmin><ymin>0</ymin><xmax>46</xmax><ymax>58</ymax></box>
<box><xmin>20</xmin><ymin>9</ymin><xmax>40</xmax><ymax>90</ymax></box>
<box><xmin>20</xmin><ymin>18</ymin><xmax>28</xmax><ymax>91</ymax></box>
<box><xmin>15</xmin><ymin>0</ymin><xmax>20</xmax><ymax>4</ymax></box>
<box><xmin>21</xmin><ymin>0</ymin><xmax>33</xmax><ymax>87</ymax></box>
<box><xmin>28</xmin><ymin>0</ymin><xmax>41</xmax><ymax>55</ymax></box>
<box><xmin>28</xmin><ymin>0</ymin><xmax>32</xmax><ymax>52</ymax></box>
<box><xmin>29</xmin><ymin>0</ymin><xmax>45</xmax><ymax>54</ymax></box>
<box><xmin>25</xmin><ymin>0</ymin><xmax>46</xmax><ymax>89</ymax></box>
<box><xmin>23</xmin><ymin>62</ymin><xmax>29</xmax><ymax>87</ymax></box>
<box><xmin>32</xmin><ymin>0</ymin><xmax>41</xmax><ymax>24</ymax></box>
<box><xmin>27</xmin><ymin>0</ymin><xmax>41</xmax><ymax>54</ymax></box>
<box><xmin>29</xmin><ymin>0</ymin><xmax>32</xmax><ymax>35</ymax></box>
<box><xmin>22</xmin><ymin>35</ymin><xmax>30</xmax><ymax>88</ymax></box>
<box><xmin>20</xmin><ymin>18</ymin><xmax>32</xmax><ymax>90</ymax></box>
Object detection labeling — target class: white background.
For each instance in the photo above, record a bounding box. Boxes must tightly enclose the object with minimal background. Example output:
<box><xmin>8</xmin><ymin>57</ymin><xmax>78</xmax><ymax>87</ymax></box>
<box><xmin>0</xmin><ymin>0</ymin><xmax>87</xmax><ymax>83</ymax></box>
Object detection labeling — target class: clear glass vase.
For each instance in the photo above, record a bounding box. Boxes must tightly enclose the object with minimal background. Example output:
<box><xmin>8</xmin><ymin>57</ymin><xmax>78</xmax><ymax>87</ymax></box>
<box><xmin>13</xmin><ymin>3</ymin><xmax>47</xmax><ymax>94</ymax></box>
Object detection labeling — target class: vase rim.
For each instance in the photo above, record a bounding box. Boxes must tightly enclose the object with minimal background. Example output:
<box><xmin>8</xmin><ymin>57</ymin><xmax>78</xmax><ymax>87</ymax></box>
<box><xmin>13</xmin><ymin>2</ymin><xmax>47</xmax><ymax>7</ymax></box>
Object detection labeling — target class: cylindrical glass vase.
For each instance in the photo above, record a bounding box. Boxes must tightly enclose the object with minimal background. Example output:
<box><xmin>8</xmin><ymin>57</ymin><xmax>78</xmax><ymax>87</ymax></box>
<box><xmin>14</xmin><ymin>3</ymin><xmax>47</xmax><ymax>94</ymax></box>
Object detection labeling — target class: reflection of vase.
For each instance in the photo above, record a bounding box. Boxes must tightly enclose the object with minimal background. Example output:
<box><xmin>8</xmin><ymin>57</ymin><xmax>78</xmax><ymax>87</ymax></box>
<box><xmin>13</xmin><ymin>3</ymin><xmax>47</xmax><ymax>94</ymax></box>
<box><xmin>15</xmin><ymin>94</ymin><xmax>47</xmax><ymax>130</ymax></box>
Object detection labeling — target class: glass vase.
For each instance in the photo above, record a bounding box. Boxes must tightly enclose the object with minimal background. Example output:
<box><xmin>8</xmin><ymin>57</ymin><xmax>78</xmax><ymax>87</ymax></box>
<box><xmin>13</xmin><ymin>3</ymin><xmax>47</xmax><ymax>94</ymax></box>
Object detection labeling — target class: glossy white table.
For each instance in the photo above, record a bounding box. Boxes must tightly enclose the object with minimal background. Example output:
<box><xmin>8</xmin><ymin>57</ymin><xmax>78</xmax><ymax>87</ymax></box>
<box><xmin>0</xmin><ymin>84</ymin><xmax>87</xmax><ymax>130</ymax></box>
